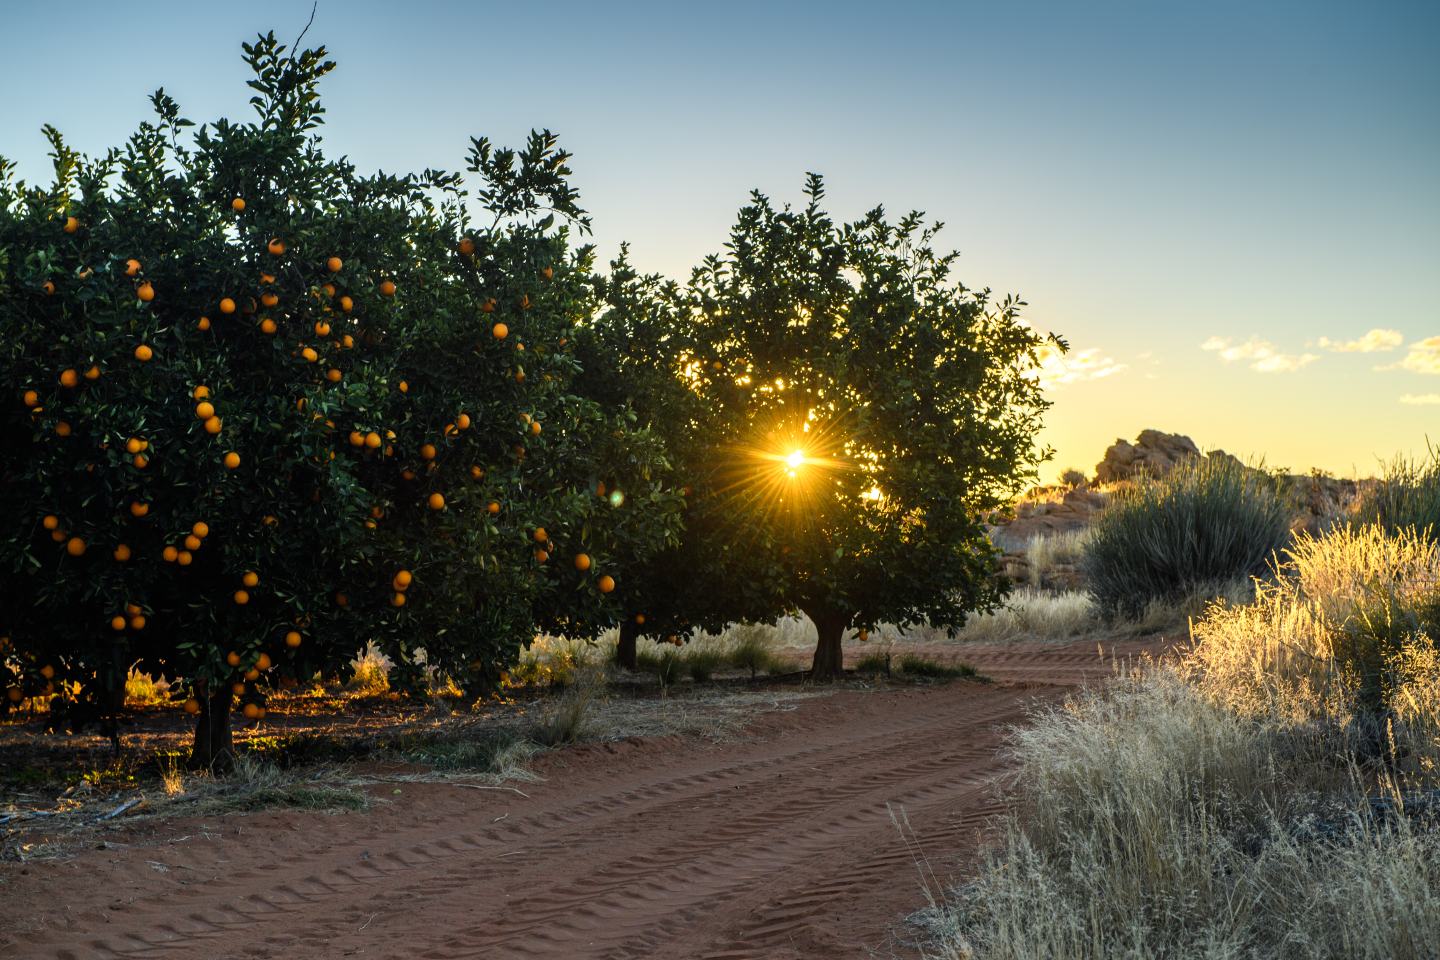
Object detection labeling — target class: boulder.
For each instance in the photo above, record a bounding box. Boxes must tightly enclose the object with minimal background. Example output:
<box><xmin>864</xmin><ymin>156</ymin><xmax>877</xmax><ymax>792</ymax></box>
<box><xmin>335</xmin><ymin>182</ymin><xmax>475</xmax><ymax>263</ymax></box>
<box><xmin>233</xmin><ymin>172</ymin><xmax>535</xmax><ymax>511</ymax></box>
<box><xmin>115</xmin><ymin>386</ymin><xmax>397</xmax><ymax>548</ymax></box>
<box><xmin>1095</xmin><ymin>429</ymin><xmax>1212</xmax><ymax>483</ymax></box>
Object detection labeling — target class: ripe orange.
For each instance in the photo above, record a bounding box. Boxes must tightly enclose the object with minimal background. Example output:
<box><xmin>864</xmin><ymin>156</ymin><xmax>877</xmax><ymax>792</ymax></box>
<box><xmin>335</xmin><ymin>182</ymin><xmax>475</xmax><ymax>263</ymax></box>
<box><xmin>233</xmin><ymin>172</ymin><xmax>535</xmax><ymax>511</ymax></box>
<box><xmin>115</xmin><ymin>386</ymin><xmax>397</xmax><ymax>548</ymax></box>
<box><xmin>232</xmin><ymin>682</ymin><xmax>247</xmax><ymax>696</ymax></box>
<box><xmin>534</xmin><ymin>527</ymin><xmax>548</xmax><ymax>542</ymax></box>
<box><xmin>226</xmin><ymin>651</ymin><xmax>242</xmax><ymax>667</ymax></box>
<box><xmin>379</xmin><ymin>279</ymin><xmax>396</xmax><ymax>297</ymax></box>
<box><xmin>177</xmin><ymin>550</ymin><xmax>193</xmax><ymax>566</ymax></box>
<box><xmin>184</xmin><ymin>534</ymin><xmax>201</xmax><ymax>551</ymax></box>
<box><xmin>195</xmin><ymin>401</ymin><xmax>215</xmax><ymax>420</ymax></box>
<box><xmin>335</xmin><ymin>592</ymin><xmax>349</xmax><ymax>607</ymax></box>
<box><xmin>260</xmin><ymin>317</ymin><xmax>277</xmax><ymax>335</ymax></box>
<box><xmin>349</xmin><ymin>431</ymin><xmax>364</xmax><ymax>447</ymax></box>
<box><xmin>469</xmin><ymin>465</ymin><xmax>484</xmax><ymax>480</ymax></box>
<box><xmin>420</xmin><ymin>443</ymin><xmax>437</xmax><ymax>460</ymax></box>
<box><xmin>59</xmin><ymin>368</ymin><xmax>78</xmax><ymax>388</ymax></box>
<box><xmin>64</xmin><ymin>216</ymin><xmax>79</xmax><ymax>233</ymax></box>
<box><xmin>534</xmin><ymin>549</ymin><xmax>549</xmax><ymax>563</ymax></box>
<box><xmin>6</xmin><ymin>687</ymin><xmax>22</xmax><ymax>703</ymax></box>
<box><xmin>427</xmin><ymin>492</ymin><xmax>446</xmax><ymax>511</ymax></box>
<box><xmin>204</xmin><ymin>416</ymin><xmax>222</xmax><ymax>435</ymax></box>
<box><xmin>492</xmin><ymin>322</ymin><xmax>508</xmax><ymax>340</ymax></box>
<box><xmin>459</xmin><ymin>237</ymin><xmax>475</xmax><ymax>256</ymax></box>
<box><xmin>243</xmin><ymin>702</ymin><xmax>261</xmax><ymax>720</ymax></box>
<box><xmin>574</xmin><ymin>553</ymin><xmax>591</xmax><ymax>571</ymax></box>
<box><xmin>242</xmin><ymin>571</ymin><xmax>259</xmax><ymax>588</ymax></box>
<box><xmin>542</xmin><ymin>266</ymin><xmax>553</xmax><ymax>280</ymax></box>
<box><xmin>268</xmin><ymin>238</ymin><xmax>286</xmax><ymax>255</ymax></box>
<box><xmin>314</xmin><ymin>320</ymin><xmax>331</xmax><ymax>336</ymax></box>
<box><xmin>219</xmin><ymin>297</ymin><xmax>236</xmax><ymax>314</ymax></box>
<box><xmin>365</xmin><ymin>432</ymin><xmax>382</xmax><ymax>449</ymax></box>
<box><xmin>456</xmin><ymin>413</ymin><xmax>472</xmax><ymax>430</ymax></box>
<box><xmin>198</xmin><ymin>316</ymin><xmax>211</xmax><ymax>331</ymax></box>
<box><xmin>42</xmin><ymin>280</ymin><xmax>55</xmax><ymax>295</ymax></box>
<box><xmin>339</xmin><ymin>295</ymin><xmax>353</xmax><ymax>312</ymax></box>
<box><xmin>192</xmin><ymin>521</ymin><xmax>209</xmax><ymax>538</ymax></box>
<box><xmin>162</xmin><ymin>545</ymin><xmax>179</xmax><ymax>563</ymax></box>
<box><xmin>85</xmin><ymin>365</ymin><xmax>101</xmax><ymax>382</ymax></box>
<box><xmin>125</xmin><ymin>258</ymin><xmax>141</xmax><ymax>276</ymax></box>
<box><xmin>391</xmin><ymin>592</ymin><xmax>407</xmax><ymax>607</ymax></box>
<box><xmin>326</xmin><ymin>368</ymin><xmax>342</xmax><ymax>382</ymax></box>
<box><xmin>393</xmin><ymin>569</ymin><xmax>413</xmax><ymax>589</ymax></box>
<box><xmin>110</xmin><ymin>615</ymin><xmax>127</xmax><ymax>631</ymax></box>
<box><xmin>487</xmin><ymin>500</ymin><xmax>500</xmax><ymax>514</ymax></box>
<box><xmin>635</xmin><ymin>613</ymin><xmax>646</xmax><ymax>625</ymax></box>
<box><xmin>530</xmin><ymin>421</ymin><xmax>542</xmax><ymax>436</ymax></box>
<box><xmin>224</xmin><ymin>451</ymin><xmax>241</xmax><ymax>470</ymax></box>
<box><xmin>113</xmin><ymin>544</ymin><xmax>131</xmax><ymax>561</ymax></box>
<box><xmin>50</xmin><ymin>529</ymin><xmax>66</xmax><ymax>542</ymax></box>
<box><xmin>133</xmin><ymin>344</ymin><xmax>153</xmax><ymax>362</ymax></box>
<box><xmin>42</xmin><ymin>514</ymin><xmax>59</xmax><ymax>530</ymax></box>
<box><xmin>261</xmin><ymin>292</ymin><xmax>279</xmax><ymax>307</ymax></box>
<box><xmin>398</xmin><ymin>380</ymin><xmax>409</xmax><ymax>393</ymax></box>
<box><xmin>481</xmin><ymin>298</ymin><xmax>496</xmax><ymax>313</ymax></box>
<box><xmin>55</xmin><ymin>421</ymin><xmax>72</xmax><ymax>437</ymax></box>
<box><xmin>234</xmin><ymin>589</ymin><xmax>250</xmax><ymax>605</ymax></box>
<box><xmin>183</xmin><ymin>698</ymin><xmax>201</xmax><ymax>715</ymax></box>
<box><xmin>255</xmin><ymin>653</ymin><xmax>272</xmax><ymax>670</ymax></box>
<box><xmin>130</xmin><ymin>501</ymin><xmax>149</xmax><ymax>518</ymax></box>
<box><xmin>285</xmin><ymin>630</ymin><xmax>302</xmax><ymax>648</ymax></box>
<box><xmin>23</xmin><ymin>390</ymin><xmax>39</xmax><ymax>407</ymax></box>
<box><xmin>597</xmin><ymin>575</ymin><xmax>615</xmax><ymax>593</ymax></box>
<box><xmin>136</xmin><ymin>282</ymin><xmax>155</xmax><ymax>302</ymax></box>
<box><xmin>301</xmin><ymin>346</ymin><xmax>318</xmax><ymax>363</ymax></box>
<box><xmin>130</xmin><ymin>615</ymin><xmax>146</xmax><ymax>630</ymax></box>
<box><xmin>515</xmin><ymin>370</ymin><xmax>525</xmax><ymax>383</ymax></box>
<box><xmin>132</xmin><ymin>454</ymin><xmax>148</xmax><ymax>469</ymax></box>
<box><xmin>327</xmin><ymin>256</ymin><xmax>343</xmax><ymax>273</ymax></box>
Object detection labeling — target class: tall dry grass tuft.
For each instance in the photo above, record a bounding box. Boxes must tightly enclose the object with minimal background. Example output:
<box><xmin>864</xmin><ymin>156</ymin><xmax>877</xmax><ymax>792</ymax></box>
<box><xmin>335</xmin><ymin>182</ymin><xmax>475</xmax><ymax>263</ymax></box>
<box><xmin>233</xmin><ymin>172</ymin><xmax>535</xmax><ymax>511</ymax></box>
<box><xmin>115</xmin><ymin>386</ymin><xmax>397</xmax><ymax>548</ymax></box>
<box><xmin>931</xmin><ymin>523</ymin><xmax>1440</xmax><ymax>959</ymax></box>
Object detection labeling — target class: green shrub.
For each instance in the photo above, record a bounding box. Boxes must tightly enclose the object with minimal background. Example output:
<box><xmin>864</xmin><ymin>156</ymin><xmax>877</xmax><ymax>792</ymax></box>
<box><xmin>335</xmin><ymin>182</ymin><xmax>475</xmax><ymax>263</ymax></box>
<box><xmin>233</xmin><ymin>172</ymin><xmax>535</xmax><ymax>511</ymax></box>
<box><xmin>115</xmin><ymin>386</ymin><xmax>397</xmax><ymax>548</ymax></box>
<box><xmin>1355</xmin><ymin>451</ymin><xmax>1440</xmax><ymax>539</ymax></box>
<box><xmin>1083</xmin><ymin>456</ymin><xmax>1291</xmax><ymax>618</ymax></box>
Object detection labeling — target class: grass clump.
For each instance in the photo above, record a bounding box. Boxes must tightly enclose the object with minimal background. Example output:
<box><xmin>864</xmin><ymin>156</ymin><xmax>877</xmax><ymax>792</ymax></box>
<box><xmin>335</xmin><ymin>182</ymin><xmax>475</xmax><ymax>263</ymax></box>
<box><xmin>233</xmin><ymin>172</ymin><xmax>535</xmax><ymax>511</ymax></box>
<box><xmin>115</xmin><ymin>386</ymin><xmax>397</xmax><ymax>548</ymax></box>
<box><xmin>1354</xmin><ymin>450</ymin><xmax>1440</xmax><ymax>539</ymax></box>
<box><xmin>1083</xmin><ymin>456</ymin><xmax>1290</xmax><ymax>619</ymax></box>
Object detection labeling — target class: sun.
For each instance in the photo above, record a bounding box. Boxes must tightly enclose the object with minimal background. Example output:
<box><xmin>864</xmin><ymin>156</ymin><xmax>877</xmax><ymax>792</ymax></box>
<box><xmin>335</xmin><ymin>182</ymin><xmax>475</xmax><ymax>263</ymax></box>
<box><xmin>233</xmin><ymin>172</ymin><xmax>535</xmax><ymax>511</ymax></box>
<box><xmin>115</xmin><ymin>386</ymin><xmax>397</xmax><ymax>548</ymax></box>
<box><xmin>785</xmin><ymin>449</ymin><xmax>806</xmax><ymax>471</ymax></box>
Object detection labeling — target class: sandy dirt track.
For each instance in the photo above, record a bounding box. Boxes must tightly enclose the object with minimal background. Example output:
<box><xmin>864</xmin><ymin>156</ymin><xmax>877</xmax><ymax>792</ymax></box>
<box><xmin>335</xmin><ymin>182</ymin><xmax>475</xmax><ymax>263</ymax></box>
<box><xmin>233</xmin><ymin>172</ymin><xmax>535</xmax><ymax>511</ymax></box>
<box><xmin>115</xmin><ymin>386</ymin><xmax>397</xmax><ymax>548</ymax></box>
<box><xmin>1</xmin><ymin>636</ymin><xmax>1162</xmax><ymax>960</ymax></box>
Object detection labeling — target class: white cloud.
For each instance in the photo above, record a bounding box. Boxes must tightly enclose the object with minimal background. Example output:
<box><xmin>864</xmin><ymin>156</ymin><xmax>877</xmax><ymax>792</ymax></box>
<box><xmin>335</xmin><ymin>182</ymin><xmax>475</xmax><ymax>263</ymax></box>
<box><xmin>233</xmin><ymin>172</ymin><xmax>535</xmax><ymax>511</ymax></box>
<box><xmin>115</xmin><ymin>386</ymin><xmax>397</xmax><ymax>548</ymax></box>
<box><xmin>1201</xmin><ymin>336</ymin><xmax>1318</xmax><ymax>373</ymax></box>
<box><xmin>1316</xmin><ymin>328</ymin><xmax>1403</xmax><ymax>353</ymax></box>
<box><xmin>1397</xmin><ymin>336</ymin><xmax>1440</xmax><ymax>375</ymax></box>
<box><xmin>1034</xmin><ymin>343</ymin><xmax>1126</xmax><ymax>389</ymax></box>
<box><xmin>1399</xmin><ymin>393</ymin><xmax>1440</xmax><ymax>406</ymax></box>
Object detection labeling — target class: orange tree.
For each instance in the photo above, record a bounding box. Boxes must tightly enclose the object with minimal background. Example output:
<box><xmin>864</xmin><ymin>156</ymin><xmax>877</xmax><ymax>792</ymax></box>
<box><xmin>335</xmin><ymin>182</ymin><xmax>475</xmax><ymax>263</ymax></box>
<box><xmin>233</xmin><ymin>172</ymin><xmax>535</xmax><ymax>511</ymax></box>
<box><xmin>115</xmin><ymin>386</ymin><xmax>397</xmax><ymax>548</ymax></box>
<box><xmin>573</xmin><ymin>251</ymin><xmax>787</xmax><ymax>668</ymax></box>
<box><xmin>677</xmin><ymin>176</ymin><xmax>1057</xmax><ymax>678</ymax></box>
<box><xmin>0</xmin><ymin>34</ymin><xmax>676</xmax><ymax>766</ymax></box>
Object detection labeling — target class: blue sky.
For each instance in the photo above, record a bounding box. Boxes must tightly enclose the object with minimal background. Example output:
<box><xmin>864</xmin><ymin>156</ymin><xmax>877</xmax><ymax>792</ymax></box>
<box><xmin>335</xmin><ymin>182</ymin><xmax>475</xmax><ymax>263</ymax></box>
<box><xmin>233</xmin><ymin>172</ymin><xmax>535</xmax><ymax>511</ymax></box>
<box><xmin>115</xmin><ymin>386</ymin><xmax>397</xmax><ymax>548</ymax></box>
<box><xmin>3</xmin><ymin>0</ymin><xmax>1436</xmax><ymax>477</ymax></box>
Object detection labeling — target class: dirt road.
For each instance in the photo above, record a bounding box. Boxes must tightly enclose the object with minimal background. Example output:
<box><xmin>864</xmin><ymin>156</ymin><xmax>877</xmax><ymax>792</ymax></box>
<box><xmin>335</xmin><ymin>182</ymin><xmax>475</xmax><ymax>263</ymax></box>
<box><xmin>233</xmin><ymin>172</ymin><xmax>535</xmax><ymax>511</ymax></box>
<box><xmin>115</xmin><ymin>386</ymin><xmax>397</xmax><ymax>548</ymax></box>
<box><xmin>2</xmin><ymin>637</ymin><xmax>1160</xmax><ymax>960</ymax></box>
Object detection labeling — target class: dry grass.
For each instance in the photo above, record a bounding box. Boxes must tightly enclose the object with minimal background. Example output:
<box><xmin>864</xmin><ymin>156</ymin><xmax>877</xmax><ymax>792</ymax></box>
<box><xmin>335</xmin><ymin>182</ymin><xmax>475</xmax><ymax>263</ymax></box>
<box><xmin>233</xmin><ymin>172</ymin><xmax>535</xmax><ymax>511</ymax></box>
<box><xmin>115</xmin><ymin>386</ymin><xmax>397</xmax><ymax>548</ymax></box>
<box><xmin>1023</xmin><ymin>528</ymin><xmax>1090</xmax><ymax>588</ymax></box>
<box><xmin>926</xmin><ymin>524</ymin><xmax>1440</xmax><ymax>959</ymax></box>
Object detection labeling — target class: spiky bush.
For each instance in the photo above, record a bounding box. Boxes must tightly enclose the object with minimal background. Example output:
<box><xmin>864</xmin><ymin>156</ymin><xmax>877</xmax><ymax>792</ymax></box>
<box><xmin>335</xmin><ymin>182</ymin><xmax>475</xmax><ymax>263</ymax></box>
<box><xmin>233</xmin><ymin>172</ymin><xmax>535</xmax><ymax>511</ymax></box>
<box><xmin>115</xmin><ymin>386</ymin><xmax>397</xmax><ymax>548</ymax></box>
<box><xmin>1083</xmin><ymin>456</ymin><xmax>1291</xmax><ymax>618</ymax></box>
<box><xmin>1355</xmin><ymin>450</ymin><xmax>1440</xmax><ymax>539</ymax></box>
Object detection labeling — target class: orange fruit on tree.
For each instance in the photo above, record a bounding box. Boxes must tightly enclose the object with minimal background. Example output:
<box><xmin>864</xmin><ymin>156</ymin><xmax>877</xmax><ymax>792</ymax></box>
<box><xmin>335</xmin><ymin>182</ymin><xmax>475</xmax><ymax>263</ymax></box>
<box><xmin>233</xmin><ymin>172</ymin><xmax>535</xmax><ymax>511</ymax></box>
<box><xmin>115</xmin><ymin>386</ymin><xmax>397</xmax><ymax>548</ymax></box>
<box><xmin>255</xmin><ymin>653</ymin><xmax>272</xmax><ymax>670</ymax></box>
<box><xmin>231</xmin><ymin>197</ymin><xmax>246</xmax><ymax>211</ymax></box>
<box><xmin>391</xmin><ymin>592</ymin><xmax>406</xmax><ymax>607</ymax></box>
<box><xmin>136</xmin><ymin>282</ymin><xmax>155</xmax><ymax>302</ymax></box>
<box><xmin>635</xmin><ymin>613</ymin><xmax>646</xmax><ymax>625</ymax></box>
<box><xmin>393</xmin><ymin>569</ymin><xmax>413</xmax><ymax>589</ymax></box>
<box><xmin>285</xmin><ymin>630</ymin><xmax>302</xmax><ymax>648</ymax></box>
<box><xmin>339</xmin><ymin>295</ymin><xmax>353</xmax><ymax>312</ymax></box>
<box><xmin>195</xmin><ymin>401</ymin><xmax>215</xmax><ymax>420</ymax></box>
<box><xmin>64</xmin><ymin>216</ymin><xmax>79</xmax><ymax>233</ymax></box>
<box><xmin>124</xmin><ymin>258</ymin><xmax>141</xmax><ymax>276</ymax></box>
<box><xmin>177</xmin><ymin>550</ymin><xmax>193</xmax><ymax>566</ymax></box>
<box><xmin>314</xmin><ymin>320</ymin><xmax>331</xmax><ymax>337</ymax></box>
<box><xmin>534</xmin><ymin>549</ymin><xmax>549</xmax><ymax>563</ymax></box>
<box><xmin>365</xmin><ymin>432</ymin><xmax>382</xmax><ymax>449</ymax></box>
<box><xmin>204</xmin><ymin>416</ymin><xmax>222</xmax><ymax>435</ymax></box>
<box><xmin>243</xmin><ymin>702</ymin><xmax>261</xmax><ymax>720</ymax></box>
<box><xmin>233</xmin><ymin>589</ymin><xmax>250</xmax><ymax>605</ymax></box>
<box><xmin>534</xmin><ymin>527</ymin><xmax>548</xmax><ymax>542</ymax></box>
<box><xmin>6</xmin><ymin>687</ymin><xmax>22</xmax><ymax>703</ymax></box>
<box><xmin>597</xmin><ymin>575</ymin><xmax>616</xmax><ymax>593</ymax></box>
<box><xmin>492</xmin><ymin>322</ymin><xmax>508</xmax><ymax>340</ymax></box>
<box><xmin>260</xmin><ymin>317</ymin><xmax>277</xmax><ymax>335</ymax></box>
<box><xmin>301</xmin><ymin>346</ymin><xmax>318</xmax><ymax>363</ymax></box>
<box><xmin>458</xmin><ymin>236</ymin><xmax>475</xmax><ymax>256</ymax></box>
<box><xmin>54</xmin><ymin>421</ymin><xmax>72</xmax><ymax>437</ymax></box>
<box><xmin>349</xmin><ymin>431</ymin><xmax>364</xmax><ymax>447</ymax></box>
<box><xmin>481</xmin><ymin>297</ymin><xmax>496</xmax><ymax>313</ymax></box>
<box><xmin>456</xmin><ymin>413</ymin><xmax>472</xmax><ymax>430</ymax></box>
<box><xmin>110</xmin><ymin>615</ymin><xmax>127</xmax><ymax>632</ymax></box>
<box><xmin>530</xmin><ymin>421</ymin><xmax>541</xmax><ymax>436</ymax></box>
<box><xmin>192</xmin><ymin>521</ymin><xmax>209</xmax><ymax>538</ymax></box>
<box><xmin>22</xmin><ymin>390</ymin><xmax>39</xmax><ymax>407</ymax></box>
<box><xmin>224</xmin><ymin>451</ymin><xmax>241</xmax><ymax>470</ymax></box>
<box><xmin>420</xmin><ymin>443</ymin><xmax>437</xmax><ymax>460</ymax></box>
<box><xmin>574</xmin><ymin>553</ymin><xmax>591</xmax><ymax>571</ymax></box>
<box><xmin>268</xmin><ymin>238</ymin><xmax>286</xmax><ymax>255</ymax></box>
<box><xmin>130</xmin><ymin>615</ymin><xmax>146</xmax><ymax>630</ymax></box>
<box><xmin>42</xmin><ymin>280</ymin><xmax>55</xmax><ymax>295</ymax></box>
<box><xmin>487</xmin><ymin>500</ymin><xmax>500</xmax><ymax>514</ymax></box>
<box><xmin>242</xmin><ymin>571</ymin><xmax>259</xmax><ymax>588</ymax></box>
<box><xmin>261</xmin><ymin>292</ymin><xmax>279</xmax><ymax>307</ymax></box>
<box><xmin>232</xmin><ymin>682</ymin><xmax>247</xmax><ymax>695</ymax></box>
<box><xmin>198</xmin><ymin>316</ymin><xmax>211</xmax><ymax>331</ymax></box>
<box><xmin>219</xmin><ymin>297</ymin><xmax>236</xmax><ymax>314</ymax></box>
<box><xmin>113</xmin><ymin>543</ymin><xmax>131</xmax><ymax>561</ymax></box>
<box><xmin>42</xmin><ymin>514</ymin><xmax>59</xmax><ymax>530</ymax></box>
<box><xmin>193</xmin><ymin>385</ymin><xmax>210</xmax><ymax>399</ymax></box>
<box><xmin>469</xmin><ymin>465</ymin><xmax>484</xmax><ymax>480</ymax></box>
<box><xmin>59</xmin><ymin>368</ymin><xmax>78</xmax><ymax>388</ymax></box>
<box><xmin>541</xmin><ymin>266</ymin><xmax>553</xmax><ymax>280</ymax></box>
<box><xmin>326</xmin><ymin>368</ymin><xmax>342</xmax><ymax>382</ymax></box>
<box><xmin>379</xmin><ymin>279</ymin><xmax>396</xmax><ymax>297</ymax></box>
<box><xmin>184</xmin><ymin>534</ymin><xmax>201</xmax><ymax>551</ymax></box>
<box><xmin>183</xmin><ymin>698</ymin><xmax>201</xmax><ymax>715</ymax></box>
<box><xmin>134</xmin><ymin>344</ymin><xmax>153</xmax><ymax>362</ymax></box>
<box><xmin>226</xmin><ymin>651</ymin><xmax>242</xmax><ymax>667</ymax></box>
<box><xmin>427</xmin><ymin>492</ymin><xmax>446</xmax><ymax>511</ymax></box>
<box><xmin>133</xmin><ymin>454</ymin><xmax>148</xmax><ymax>469</ymax></box>
<box><xmin>128</xmin><ymin>500</ymin><xmax>150</xmax><ymax>518</ymax></box>
<box><xmin>84</xmin><ymin>364</ymin><xmax>100</xmax><ymax>380</ymax></box>
<box><xmin>326</xmin><ymin>256</ymin><xmax>343</xmax><ymax>273</ymax></box>
<box><xmin>50</xmin><ymin>529</ymin><xmax>66</xmax><ymax>542</ymax></box>
<box><xmin>162</xmin><ymin>545</ymin><xmax>179</xmax><ymax>562</ymax></box>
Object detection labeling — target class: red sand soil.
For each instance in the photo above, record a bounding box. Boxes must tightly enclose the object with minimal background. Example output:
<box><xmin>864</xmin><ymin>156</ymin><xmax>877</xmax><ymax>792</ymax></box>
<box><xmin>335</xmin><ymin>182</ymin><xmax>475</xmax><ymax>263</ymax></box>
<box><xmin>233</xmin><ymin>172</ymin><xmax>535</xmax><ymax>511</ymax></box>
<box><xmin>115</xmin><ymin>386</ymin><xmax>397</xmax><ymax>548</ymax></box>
<box><xmin>0</xmin><ymin>634</ymin><xmax>1168</xmax><ymax>960</ymax></box>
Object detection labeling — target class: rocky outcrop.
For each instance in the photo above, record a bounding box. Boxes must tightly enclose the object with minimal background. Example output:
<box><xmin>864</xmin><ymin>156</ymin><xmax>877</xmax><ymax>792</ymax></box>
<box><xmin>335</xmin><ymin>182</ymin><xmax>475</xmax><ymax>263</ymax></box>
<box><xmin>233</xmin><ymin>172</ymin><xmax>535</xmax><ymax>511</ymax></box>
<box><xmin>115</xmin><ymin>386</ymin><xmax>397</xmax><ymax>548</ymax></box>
<box><xmin>1093</xmin><ymin>429</ymin><xmax>1240</xmax><ymax>483</ymax></box>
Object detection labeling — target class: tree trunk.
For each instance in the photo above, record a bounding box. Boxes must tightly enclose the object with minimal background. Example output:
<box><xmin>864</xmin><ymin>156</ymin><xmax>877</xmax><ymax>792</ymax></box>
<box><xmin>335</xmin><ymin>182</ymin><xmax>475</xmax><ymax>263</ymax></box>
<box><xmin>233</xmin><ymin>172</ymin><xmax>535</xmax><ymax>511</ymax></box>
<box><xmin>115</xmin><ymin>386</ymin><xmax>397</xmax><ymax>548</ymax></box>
<box><xmin>187</xmin><ymin>682</ymin><xmax>235</xmax><ymax>773</ymax></box>
<box><xmin>616</xmin><ymin>619</ymin><xmax>639</xmax><ymax>671</ymax></box>
<box><xmin>807</xmin><ymin>609</ymin><xmax>849</xmax><ymax>681</ymax></box>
